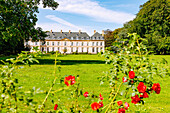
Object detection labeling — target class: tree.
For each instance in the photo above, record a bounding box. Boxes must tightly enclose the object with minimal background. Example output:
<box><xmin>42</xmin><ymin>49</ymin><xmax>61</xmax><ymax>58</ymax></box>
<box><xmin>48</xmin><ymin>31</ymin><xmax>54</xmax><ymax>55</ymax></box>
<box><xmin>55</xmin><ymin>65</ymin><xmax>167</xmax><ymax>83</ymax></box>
<box><xmin>123</xmin><ymin>0</ymin><xmax>170</xmax><ymax>54</ymax></box>
<box><xmin>104</xmin><ymin>28</ymin><xmax>122</xmax><ymax>47</ymax></box>
<box><xmin>0</xmin><ymin>0</ymin><xmax>58</xmax><ymax>55</ymax></box>
<box><xmin>104</xmin><ymin>29</ymin><xmax>114</xmax><ymax>47</ymax></box>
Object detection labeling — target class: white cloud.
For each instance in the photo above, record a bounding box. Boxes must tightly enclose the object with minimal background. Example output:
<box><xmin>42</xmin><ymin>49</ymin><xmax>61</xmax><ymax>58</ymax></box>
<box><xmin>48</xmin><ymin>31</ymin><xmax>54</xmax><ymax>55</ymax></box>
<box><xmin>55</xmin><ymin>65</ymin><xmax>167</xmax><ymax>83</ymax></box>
<box><xmin>39</xmin><ymin>0</ymin><xmax>135</xmax><ymax>24</ymax></box>
<box><xmin>36</xmin><ymin>21</ymin><xmax>111</xmax><ymax>36</ymax></box>
<box><xmin>37</xmin><ymin>15</ymin><xmax>103</xmax><ymax>35</ymax></box>
<box><xmin>45</xmin><ymin>15</ymin><xmax>81</xmax><ymax>29</ymax></box>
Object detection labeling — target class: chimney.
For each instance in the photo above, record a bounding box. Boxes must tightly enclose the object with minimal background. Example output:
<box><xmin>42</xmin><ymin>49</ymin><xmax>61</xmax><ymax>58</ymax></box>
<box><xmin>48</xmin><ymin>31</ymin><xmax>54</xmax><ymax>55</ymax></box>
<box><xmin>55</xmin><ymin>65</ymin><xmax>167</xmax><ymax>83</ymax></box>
<box><xmin>61</xmin><ymin>30</ymin><xmax>62</xmax><ymax>34</ymax></box>
<box><xmin>79</xmin><ymin>30</ymin><xmax>81</xmax><ymax>34</ymax></box>
<box><xmin>102</xmin><ymin>30</ymin><xmax>104</xmax><ymax>37</ymax></box>
<box><xmin>50</xmin><ymin>30</ymin><xmax>52</xmax><ymax>33</ymax></box>
<box><xmin>94</xmin><ymin>30</ymin><xmax>96</xmax><ymax>34</ymax></box>
<box><xmin>69</xmin><ymin>30</ymin><xmax>71</xmax><ymax>34</ymax></box>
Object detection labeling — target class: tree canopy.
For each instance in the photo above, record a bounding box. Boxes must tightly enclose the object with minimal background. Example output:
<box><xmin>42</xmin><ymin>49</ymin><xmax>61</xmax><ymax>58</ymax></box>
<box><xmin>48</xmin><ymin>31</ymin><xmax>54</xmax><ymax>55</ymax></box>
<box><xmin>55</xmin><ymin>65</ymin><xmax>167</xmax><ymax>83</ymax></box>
<box><xmin>123</xmin><ymin>0</ymin><xmax>170</xmax><ymax>54</ymax></box>
<box><xmin>0</xmin><ymin>0</ymin><xmax>58</xmax><ymax>55</ymax></box>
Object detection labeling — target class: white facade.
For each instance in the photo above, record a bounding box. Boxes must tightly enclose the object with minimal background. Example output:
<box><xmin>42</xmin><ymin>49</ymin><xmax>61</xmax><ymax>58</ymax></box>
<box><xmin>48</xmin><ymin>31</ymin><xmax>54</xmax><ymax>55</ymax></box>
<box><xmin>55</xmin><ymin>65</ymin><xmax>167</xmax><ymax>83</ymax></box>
<box><xmin>25</xmin><ymin>30</ymin><xmax>105</xmax><ymax>54</ymax></box>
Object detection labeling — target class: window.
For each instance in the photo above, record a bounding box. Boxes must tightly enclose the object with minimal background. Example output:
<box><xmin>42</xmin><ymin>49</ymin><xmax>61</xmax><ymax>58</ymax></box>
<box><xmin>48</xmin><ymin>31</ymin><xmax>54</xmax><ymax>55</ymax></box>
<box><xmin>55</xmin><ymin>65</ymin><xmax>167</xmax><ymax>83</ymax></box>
<box><xmin>76</xmin><ymin>42</ymin><xmax>78</xmax><ymax>46</ymax></box>
<box><xmin>71</xmin><ymin>42</ymin><xmax>73</xmax><ymax>46</ymax></box>
<box><xmin>52</xmin><ymin>47</ymin><xmax>54</xmax><ymax>51</ymax></box>
<box><xmin>82</xmin><ymin>42</ymin><xmax>83</xmax><ymax>46</ymax></box>
<box><xmin>98</xmin><ymin>37</ymin><xmax>100</xmax><ymax>39</ymax></box>
<box><xmin>82</xmin><ymin>48</ymin><xmax>83</xmax><ymax>52</ymax></box>
<box><xmin>92</xmin><ymin>47</ymin><xmax>95</xmax><ymax>52</ymax></box>
<box><xmin>96</xmin><ymin>42</ymin><xmax>98</xmax><ymax>46</ymax></box>
<box><xmin>87</xmin><ymin>42</ymin><xmax>89</xmax><ymax>46</ymax></box>
<box><xmin>101</xmin><ymin>42</ymin><xmax>102</xmax><ymax>46</ymax></box>
<box><xmin>26</xmin><ymin>42</ymin><xmax>28</xmax><ymax>45</ymax></box>
<box><xmin>58</xmin><ymin>42</ymin><xmax>60</xmax><ymax>46</ymax></box>
<box><xmin>71</xmin><ymin>47</ymin><xmax>73</xmax><ymax>52</ymax></box>
<box><xmin>35</xmin><ymin>42</ymin><xmax>37</xmax><ymax>45</ymax></box>
<box><xmin>96</xmin><ymin>47</ymin><xmax>98</xmax><ymax>53</ymax></box>
<box><xmin>47</xmin><ymin>42</ymin><xmax>49</xmax><ymax>45</ymax></box>
<box><xmin>42</xmin><ymin>42</ymin><xmax>45</xmax><ymax>45</ymax></box>
<box><xmin>52</xmin><ymin>42</ymin><xmax>54</xmax><ymax>46</ymax></box>
<box><xmin>47</xmin><ymin>47</ymin><xmax>49</xmax><ymax>52</ymax></box>
<box><xmin>64</xmin><ymin>42</ymin><xmax>66</xmax><ymax>46</ymax></box>
<box><xmin>92</xmin><ymin>42</ymin><xmax>94</xmax><ymax>46</ymax></box>
<box><xmin>94</xmin><ymin>37</ymin><xmax>96</xmax><ymax>40</ymax></box>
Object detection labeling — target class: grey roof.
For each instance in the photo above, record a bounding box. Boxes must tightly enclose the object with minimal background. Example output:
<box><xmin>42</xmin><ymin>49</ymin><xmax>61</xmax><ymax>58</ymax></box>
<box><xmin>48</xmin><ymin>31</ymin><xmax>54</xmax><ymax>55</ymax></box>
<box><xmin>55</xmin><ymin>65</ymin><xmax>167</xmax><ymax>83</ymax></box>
<box><xmin>91</xmin><ymin>32</ymin><xmax>103</xmax><ymax>37</ymax></box>
<box><xmin>45</xmin><ymin>31</ymin><xmax>104</xmax><ymax>40</ymax></box>
<box><xmin>91</xmin><ymin>32</ymin><xmax>104</xmax><ymax>40</ymax></box>
<box><xmin>46</xmin><ymin>31</ymin><xmax>91</xmax><ymax>40</ymax></box>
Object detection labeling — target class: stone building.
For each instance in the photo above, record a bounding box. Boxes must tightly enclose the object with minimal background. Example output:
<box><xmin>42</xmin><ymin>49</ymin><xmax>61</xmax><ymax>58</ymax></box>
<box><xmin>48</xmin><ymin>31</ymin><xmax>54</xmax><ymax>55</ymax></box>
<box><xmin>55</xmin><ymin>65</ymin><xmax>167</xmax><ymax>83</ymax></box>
<box><xmin>25</xmin><ymin>30</ymin><xmax>105</xmax><ymax>54</ymax></box>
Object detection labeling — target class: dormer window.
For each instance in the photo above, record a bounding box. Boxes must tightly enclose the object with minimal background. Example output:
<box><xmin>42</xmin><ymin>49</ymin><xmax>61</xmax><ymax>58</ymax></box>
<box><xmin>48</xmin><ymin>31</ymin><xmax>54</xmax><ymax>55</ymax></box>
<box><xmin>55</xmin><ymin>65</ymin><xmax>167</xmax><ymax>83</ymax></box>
<box><xmin>53</xmin><ymin>34</ymin><xmax>55</xmax><ymax>36</ymax></box>
<box><xmin>98</xmin><ymin>37</ymin><xmax>100</xmax><ymax>39</ymax></box>
<box><xmin>94</xmin><ymin>37</ymin><xmax>96</xmax><ymax>40</ymax></box>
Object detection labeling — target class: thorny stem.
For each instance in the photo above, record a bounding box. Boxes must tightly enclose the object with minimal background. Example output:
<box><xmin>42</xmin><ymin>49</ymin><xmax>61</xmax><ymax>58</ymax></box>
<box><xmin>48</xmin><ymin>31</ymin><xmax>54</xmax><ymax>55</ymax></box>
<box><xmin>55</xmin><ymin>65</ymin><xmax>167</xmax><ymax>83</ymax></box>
<box><xmin>38</xmin><ymin>52</ymin><xmax>58</xmax><ymax>112</ymax></box>
<box><xmin>105</xmin><ymin>82</ymin><xmax>123</xmax><ymax>113</ymax></box>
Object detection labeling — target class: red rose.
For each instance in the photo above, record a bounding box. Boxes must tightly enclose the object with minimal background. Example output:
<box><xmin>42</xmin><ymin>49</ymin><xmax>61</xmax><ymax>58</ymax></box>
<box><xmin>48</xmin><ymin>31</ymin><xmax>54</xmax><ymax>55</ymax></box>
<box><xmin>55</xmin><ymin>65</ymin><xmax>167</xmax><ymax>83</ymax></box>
<box><xmin>83</xmin><ymin>92</ymin><xmax>89</xmax><ymax>97</ymax></box>
<box><xmin>99</xmin><ymin>101</ymin><xmax>103</xmax><ymax>108</ymax></box>
<box><xmin>129</xmin><ymin>71</ymin><xmax>135</xmax><ymax>79</ymax></box>
<box><xmin>99</xmin><ymin>94</ymin><xmax>104</xmax><ymax>100</ymax></box>
<box><xmin>140</xmin><ymin>92</ymin><xmax>149</xmax><ymax>98</ymax></box>
<box><xmin>91</xmin><ymin>102</ymin><xmax>100</xmax><ymax>111</ymax></box>
<box><xmin>64</xmin><ymin>75</ymin><xmax>76</xmax><ymax>86</ymax></box>
<box><xmin>122</xmin><ymin>77</ymin><xmax>127</xmax><ymax>83</ymax></box>
<box><xmin>152</xmin><ymin>83</ymin><xmax>161</xmax><ymax>94</ymax></box>
<box><xmin>131</xmin><ymin>95</ymin><xmax>141</xmax><ymax>104</ymax></box>
<box><xmin>137</xmin><ymin>82</ymin><xmax>147</xmax><ymax>93</ymax></box>
<box><xmin>54</xmin><ymin>104</ymin><xmax>58</xmax><ymax>110</ymax></box>
<box><xmin>118</xmin><ymin>108</ymin><xmax>125</xmax><ymax>113</ymax></box>
<box><xmin>124</xmin><ymin>102</ymin><xmax>129</xmax><ymax>110</ymax></box>
<box><xmin>117</xmin><ymin>101</ymin><xmax>123</xmax><ymax>106</ymax></box>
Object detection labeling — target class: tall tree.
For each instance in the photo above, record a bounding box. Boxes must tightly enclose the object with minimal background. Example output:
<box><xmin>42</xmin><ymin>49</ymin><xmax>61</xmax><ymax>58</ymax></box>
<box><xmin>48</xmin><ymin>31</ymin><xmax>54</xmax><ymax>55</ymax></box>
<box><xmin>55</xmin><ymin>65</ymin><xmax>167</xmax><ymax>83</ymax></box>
<box><xmin>0</xmin><ymin>0</ymin><xmax>58</xmax><ymax>55</ymax></box>
<box><xmin>123</xmin><ymin>0</ymin><xmax>170</xmax><ymax>54</ymax></box>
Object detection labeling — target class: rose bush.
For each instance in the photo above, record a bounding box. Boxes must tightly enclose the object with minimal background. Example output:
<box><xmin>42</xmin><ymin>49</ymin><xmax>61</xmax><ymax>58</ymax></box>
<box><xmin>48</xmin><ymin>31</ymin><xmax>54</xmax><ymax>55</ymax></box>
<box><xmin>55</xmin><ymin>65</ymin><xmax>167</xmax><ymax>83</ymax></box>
<box><xmin>98</xmin><ymin>33</ymin><xmax>168</xmax><ymax>112</ymax></box>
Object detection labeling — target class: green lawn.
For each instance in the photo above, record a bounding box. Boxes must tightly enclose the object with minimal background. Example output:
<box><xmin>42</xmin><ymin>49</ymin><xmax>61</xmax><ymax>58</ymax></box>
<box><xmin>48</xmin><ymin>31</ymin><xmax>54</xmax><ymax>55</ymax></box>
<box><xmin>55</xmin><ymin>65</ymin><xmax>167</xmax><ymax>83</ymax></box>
<box><xmin>0</xmin><ymin>54</ymin><xmax>170</xmax><ymax>112</ymax></box>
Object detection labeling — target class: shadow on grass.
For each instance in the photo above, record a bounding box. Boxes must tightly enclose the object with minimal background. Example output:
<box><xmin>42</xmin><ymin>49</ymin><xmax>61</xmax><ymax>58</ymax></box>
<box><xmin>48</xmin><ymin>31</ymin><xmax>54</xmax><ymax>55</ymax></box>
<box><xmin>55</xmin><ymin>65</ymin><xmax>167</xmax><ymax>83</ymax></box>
<box><xmin>36</xmin><ymin>59</ymin><xmax>105</xmax><ymax>65</ymax></box>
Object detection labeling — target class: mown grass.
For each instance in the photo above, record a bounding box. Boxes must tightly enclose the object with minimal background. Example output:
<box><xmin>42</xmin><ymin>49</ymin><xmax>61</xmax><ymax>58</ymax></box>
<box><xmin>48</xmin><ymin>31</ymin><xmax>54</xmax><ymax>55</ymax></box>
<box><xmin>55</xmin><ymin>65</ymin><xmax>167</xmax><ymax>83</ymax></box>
<box><xmin>0</xmin><ymin>54</ymin><xmax>169</xmax><ymax>112</ymax></box>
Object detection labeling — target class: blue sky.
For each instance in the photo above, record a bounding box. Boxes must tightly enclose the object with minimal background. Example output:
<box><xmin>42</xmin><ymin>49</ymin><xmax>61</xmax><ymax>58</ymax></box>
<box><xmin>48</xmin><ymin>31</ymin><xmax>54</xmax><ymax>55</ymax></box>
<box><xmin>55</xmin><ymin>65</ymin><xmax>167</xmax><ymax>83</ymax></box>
<box><xmin>36</xmin><ymin>0</ymin><xmax>148</xmax><ymax>35</ymax></box>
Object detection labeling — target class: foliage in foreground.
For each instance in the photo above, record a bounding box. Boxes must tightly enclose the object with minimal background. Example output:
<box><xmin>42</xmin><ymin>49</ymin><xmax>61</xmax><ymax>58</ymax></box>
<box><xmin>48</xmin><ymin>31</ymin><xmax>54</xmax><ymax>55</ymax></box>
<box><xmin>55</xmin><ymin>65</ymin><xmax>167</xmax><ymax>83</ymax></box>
<box><xmin>0</xmin><ymin>33</ymin><xmax>169</xmax><ymax>112</ymax></box>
